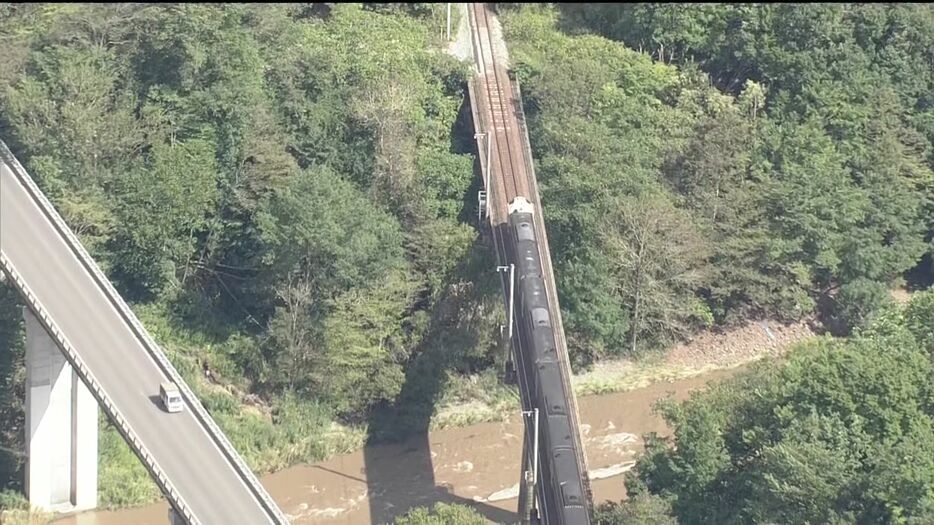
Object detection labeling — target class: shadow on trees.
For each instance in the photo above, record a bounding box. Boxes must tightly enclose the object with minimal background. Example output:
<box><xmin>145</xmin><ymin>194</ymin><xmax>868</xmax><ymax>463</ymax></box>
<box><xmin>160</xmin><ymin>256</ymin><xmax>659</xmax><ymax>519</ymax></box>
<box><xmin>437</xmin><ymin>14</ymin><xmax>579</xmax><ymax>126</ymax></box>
<box><xmin>0</xmin><ymin>283</ymin><xmax>26</xmax><ymax>503</ymax></box>
<box><xmin>906</xmin><ymin>250</ymin><xmax>934</xmax><ymax>291</ymax></box>
<box><xmin>362</xmin><ymin>236</ymin><xmax>516</xmax><ymax>524</ymax></box>
<box><xmin>361</xmin><ymin>96</ymin><xmax>517</xmax><ymax>524</ymax></box>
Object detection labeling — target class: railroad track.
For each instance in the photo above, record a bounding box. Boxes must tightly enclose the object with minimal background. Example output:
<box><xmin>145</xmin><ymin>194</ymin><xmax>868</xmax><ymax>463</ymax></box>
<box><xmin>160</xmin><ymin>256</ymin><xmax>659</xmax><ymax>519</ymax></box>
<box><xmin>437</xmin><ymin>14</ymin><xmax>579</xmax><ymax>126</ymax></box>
<box><xmin>470</xmin><ymin>2</ymin><xmax>530</xmax><ymax>211</ymax></box>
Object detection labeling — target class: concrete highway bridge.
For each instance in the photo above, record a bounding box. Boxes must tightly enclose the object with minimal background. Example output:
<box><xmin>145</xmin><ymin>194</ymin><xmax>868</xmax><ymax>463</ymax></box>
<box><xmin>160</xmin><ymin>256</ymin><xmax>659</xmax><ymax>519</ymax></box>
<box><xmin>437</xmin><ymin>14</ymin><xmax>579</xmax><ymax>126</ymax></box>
<box><xmin>1</xmin><ymin>141</ymin><xmax>288</xmax><ymax>524</ymax></box>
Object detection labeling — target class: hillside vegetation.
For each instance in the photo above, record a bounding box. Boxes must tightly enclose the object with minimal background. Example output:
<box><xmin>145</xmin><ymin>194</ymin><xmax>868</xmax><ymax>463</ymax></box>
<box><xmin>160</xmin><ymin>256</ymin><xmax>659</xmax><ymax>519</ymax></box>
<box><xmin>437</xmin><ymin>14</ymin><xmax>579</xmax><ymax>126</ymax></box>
<box><xmin>0</xmin><ymin>2</ymin><xmax>497</xmax><ymax>508</ymax></box>
<box><xmin>493</xmin><ymin>4</ymin><xmax>934</xmax><ymax>524</ymax></box>
<box><xmin>499</xmin><ymin>3</ymin><xmax>934</xmax><ymax>364</ymax></box>
<box><xmin>0</xmin><ymin>2</ymin><xmax>932</xmax><ymax>519</ymax></box>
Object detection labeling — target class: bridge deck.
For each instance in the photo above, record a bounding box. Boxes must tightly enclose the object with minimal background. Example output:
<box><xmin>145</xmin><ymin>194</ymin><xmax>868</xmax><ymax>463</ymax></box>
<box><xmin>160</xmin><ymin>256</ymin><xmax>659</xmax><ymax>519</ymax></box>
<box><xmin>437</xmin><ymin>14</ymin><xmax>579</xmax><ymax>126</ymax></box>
<box><xmin>0</xmin><ymin>145</ymin><xmax>286</xmax><ymax>525</ymax></box>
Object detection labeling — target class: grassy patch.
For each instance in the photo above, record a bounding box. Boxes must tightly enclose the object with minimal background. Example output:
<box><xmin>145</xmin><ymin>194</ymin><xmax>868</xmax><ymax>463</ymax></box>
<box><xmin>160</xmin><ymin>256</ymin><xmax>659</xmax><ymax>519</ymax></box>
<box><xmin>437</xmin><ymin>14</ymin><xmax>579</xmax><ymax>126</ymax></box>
<box><xmin>0</xmin><ymin>509</ymin><xmax>52</xmax><ymax>525</ymax></box>
<box><xmin>0</xmin><ymin>489</ymin><xmax>28</xmax><ymax>511</ymax></box>
<box><xmin>211</xmin><ymin>393</ymin><xmax>366</xmax><ymax>474</ymax></box>
<box><xmin>98</xmin><ymin>418</ymin><xmax>160</xmax><ymax>508</ymax></box>
<box><xmin>431</xmin><ymin>369</ymin><xmax>518</xmax><ymax>430</ymax></box>
<box><xmin>95</xmin><ymin>304</ymin><xmax>367</xmax><ymax>507</ymax></box>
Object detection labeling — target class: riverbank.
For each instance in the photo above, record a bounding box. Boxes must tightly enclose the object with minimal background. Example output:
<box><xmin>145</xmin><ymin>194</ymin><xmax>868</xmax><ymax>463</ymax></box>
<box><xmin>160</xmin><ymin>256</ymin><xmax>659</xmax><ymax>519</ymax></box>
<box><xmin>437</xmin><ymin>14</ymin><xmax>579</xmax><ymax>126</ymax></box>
<box><xmin>433</xmin><ymin>318</ymin><xmax>816</xmax><ymax>430</ymax></box>
<box><xmin>52</xmin><ymin>366</ymin><xmax>744</xmax><ymax>525</ymax></box>
<box><xmin>575</xmin><ymin>318</ymin><xmax>816</xmax><ymax>395</ymax></box>
<box><xmin>36</xmin><ymin>316</ymin><xmax>817</xmax><ymax>525</ymax></box>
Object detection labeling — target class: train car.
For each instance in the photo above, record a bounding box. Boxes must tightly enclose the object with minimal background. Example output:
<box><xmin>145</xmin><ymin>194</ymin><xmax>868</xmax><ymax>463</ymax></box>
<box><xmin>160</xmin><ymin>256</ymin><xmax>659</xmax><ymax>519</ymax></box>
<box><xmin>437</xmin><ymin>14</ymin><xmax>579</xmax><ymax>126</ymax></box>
<box><xmin>507</xmin><ymin>197</ymin><xmax>590</xmax><ymax>525</ymax></box>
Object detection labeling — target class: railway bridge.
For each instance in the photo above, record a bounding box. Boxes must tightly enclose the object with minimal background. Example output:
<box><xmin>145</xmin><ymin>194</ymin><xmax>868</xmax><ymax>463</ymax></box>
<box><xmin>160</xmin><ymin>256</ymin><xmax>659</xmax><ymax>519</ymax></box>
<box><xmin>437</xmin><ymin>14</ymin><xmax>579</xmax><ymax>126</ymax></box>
<box><xmin>466</xmin><ymin>4</ymin><xmax>594</xmax><ymax>523</ymax></box>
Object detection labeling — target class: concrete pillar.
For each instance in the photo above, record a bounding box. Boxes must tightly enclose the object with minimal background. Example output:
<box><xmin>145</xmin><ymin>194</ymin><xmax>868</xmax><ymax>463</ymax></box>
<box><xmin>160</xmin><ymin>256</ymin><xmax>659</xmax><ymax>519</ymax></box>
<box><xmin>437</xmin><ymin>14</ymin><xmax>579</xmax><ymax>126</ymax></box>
<box><xmin>24</xmin><ymin>308</ymin><xmax>98</xmax><ymax>512</ymax></box>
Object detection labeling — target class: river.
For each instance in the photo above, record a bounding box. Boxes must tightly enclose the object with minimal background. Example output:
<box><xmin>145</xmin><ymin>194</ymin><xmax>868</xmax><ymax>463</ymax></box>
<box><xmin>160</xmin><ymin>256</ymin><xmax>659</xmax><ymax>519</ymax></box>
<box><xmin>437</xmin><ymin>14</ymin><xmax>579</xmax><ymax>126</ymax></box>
<box><xmin>53</xmin><ymin>368</ymin><xmax>738</xmax><ymax>525</ymax></box>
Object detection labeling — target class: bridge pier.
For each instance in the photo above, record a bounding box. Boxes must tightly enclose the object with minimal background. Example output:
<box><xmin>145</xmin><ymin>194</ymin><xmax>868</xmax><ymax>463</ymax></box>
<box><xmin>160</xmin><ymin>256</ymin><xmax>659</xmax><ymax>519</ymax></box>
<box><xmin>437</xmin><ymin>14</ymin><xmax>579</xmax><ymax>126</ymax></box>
<box><xmin>24</xmin><ymin>308</ymin><xmax>98</xmax><ymax>512</ymax></box>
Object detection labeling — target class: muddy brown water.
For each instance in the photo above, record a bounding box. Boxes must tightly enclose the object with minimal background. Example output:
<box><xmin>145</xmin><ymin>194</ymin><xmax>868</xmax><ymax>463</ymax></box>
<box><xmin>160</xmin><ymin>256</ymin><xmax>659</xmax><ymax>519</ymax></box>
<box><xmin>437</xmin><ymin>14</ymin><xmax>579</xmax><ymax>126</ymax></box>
<box><xmin>52</xmin><ymin>368</ymin><xmax>738</xmax><ymax>525</ymax></box>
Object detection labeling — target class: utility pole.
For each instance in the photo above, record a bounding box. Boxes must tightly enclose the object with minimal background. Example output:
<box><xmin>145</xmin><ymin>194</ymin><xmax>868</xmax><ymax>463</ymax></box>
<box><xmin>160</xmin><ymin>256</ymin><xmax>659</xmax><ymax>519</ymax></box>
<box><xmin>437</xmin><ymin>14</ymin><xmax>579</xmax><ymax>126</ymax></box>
<box><xmin>497</xmin><ymin>264</ymin><xmax>515</xmax><ymax>340</ymax></box>
<box><xmin>446</xmin><ymin>3</ymin><xmax>452</xmax><ymax>41</ymax></box>
<box><xmin>500</xmin><ymin>323</ymin><xmax>513</xmax><ymax>381</ymax></box>
<box><xmin>518</xmin><ymin>408</ymin><xmax>540</xmax><ymax>525</ymax></box>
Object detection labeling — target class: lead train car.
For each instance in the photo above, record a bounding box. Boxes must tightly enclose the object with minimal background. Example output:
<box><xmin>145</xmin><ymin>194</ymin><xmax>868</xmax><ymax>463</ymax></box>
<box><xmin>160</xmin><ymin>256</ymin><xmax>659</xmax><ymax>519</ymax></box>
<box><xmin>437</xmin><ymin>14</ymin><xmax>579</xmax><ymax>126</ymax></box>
<box><xmin>507</xmin><ymin>197</ymin><xmax>590</xmax><ymax>525</ymax></box>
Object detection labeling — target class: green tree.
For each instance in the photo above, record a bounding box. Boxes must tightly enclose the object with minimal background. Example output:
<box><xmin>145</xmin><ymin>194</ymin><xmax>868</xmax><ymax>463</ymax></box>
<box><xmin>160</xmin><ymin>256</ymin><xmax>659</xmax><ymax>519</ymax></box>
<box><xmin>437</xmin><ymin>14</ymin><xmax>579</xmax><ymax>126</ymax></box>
<box><xmin>265</xmin><ymin>268</ymin><xmax>319</xmax><ymax>393</ymax></box>
<box><xmin>602</xmin><ymin>193</ymin><xmax>710</xmax><ymax>354</ymax></box>
<box><xmin>2</xmin><ymin>45</ymin><xmax>146</xmax><ymax>189</ymax></box>
<box><xmin>109</xmin><ymin>139</ymin><xmax>219</xmax><ymax>298</ymax></box>
<box><xmin>394</xmin><ymin>502</ymin><xmax>489</xmax><ymax>525</ymax></box>
<box><xmin>321</xmin><ymin>270</ymin><xmax>418</xmax><ymax>417</ymax></box>
<box><xmin>258</xmin><ymin>166</ymin><xmax>406</xmax><ymax>300</ymax></box>
<box><xmin>664</xmin><ymin>86</ymin><xmax>777</xmax><ymax>323</ymax></box>
<box><xmin>633</xmin><ymin>291</ymin><xmax>934</xmax><ymax>524</ymax></box>
<box><xmin>826</xmin><ymin>279</ymin><xmax>894</xmax><ymax>336</ymax></box>
<box><xmin>903</xmin><ymin>290</ymin><xmax>934</xmax><ymax>354</ymax></box>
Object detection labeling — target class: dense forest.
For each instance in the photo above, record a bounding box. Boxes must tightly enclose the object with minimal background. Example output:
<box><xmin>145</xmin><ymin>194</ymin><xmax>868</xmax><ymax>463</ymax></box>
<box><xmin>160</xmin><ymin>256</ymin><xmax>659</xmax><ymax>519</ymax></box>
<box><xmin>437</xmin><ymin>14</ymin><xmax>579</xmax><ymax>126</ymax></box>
<box><xmin>1</xmin><ymin>1</ymin><xmax>933</xmax><ymax>523</ymax></box>
<box><xmin>500</xmin><ymin>2</ymin><xmax>934</xmax><ymax>364</ymax></box>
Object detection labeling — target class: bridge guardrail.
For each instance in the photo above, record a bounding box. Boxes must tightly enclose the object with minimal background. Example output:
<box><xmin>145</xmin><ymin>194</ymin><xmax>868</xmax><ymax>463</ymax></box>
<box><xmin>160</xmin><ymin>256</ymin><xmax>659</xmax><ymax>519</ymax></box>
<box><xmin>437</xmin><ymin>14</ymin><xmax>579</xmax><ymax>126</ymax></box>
<box><xmin>0</xmin><ymin>253</ymin><xmax>201</xmax><ymax>525</ymax></box>
<box><xmin>511</xmin><ymin>78</ymin><xmax>594</xmax><ymax>505</ymax></box>
<box><xmin>0</xmin><ymin>142</ymin><xmax>288</xmax><ymax>524</ymax></box>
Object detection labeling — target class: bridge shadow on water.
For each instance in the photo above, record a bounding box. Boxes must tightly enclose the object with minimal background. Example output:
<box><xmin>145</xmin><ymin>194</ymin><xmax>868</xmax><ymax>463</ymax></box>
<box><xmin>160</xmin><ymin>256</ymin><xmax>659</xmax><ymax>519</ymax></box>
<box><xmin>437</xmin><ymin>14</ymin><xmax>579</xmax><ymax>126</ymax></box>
<box><xmin>362</xmin><ymin>361</ymin><xmax>519</xmax><ymax>524</ymax></box>
<box><xmin>362</xmin><ymin>235</ymin><xmax>518</xmax><ymax>525</ymax></box>
<box><xmin>361</xmin><ymin>94</ymin><xmax>518</xmax><ymax>524</ymax></box>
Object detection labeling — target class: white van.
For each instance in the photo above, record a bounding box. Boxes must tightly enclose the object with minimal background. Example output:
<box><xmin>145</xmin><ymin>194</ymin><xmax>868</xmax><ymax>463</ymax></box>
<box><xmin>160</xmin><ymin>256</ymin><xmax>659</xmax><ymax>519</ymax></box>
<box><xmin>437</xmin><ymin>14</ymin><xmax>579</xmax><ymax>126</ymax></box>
<box><xmin>160</xmin><ymin>381</ymin><xmax>184</xmax><ymax>413</ymax></box>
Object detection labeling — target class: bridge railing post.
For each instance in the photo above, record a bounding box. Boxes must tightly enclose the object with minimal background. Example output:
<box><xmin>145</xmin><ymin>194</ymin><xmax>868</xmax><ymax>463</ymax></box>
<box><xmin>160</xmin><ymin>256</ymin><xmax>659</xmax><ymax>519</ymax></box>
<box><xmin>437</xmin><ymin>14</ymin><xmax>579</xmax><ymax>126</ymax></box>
<box><xmin>485</xmin><ymin>133</ymin><xmax>492</xmax><ymax>199</ymax></box>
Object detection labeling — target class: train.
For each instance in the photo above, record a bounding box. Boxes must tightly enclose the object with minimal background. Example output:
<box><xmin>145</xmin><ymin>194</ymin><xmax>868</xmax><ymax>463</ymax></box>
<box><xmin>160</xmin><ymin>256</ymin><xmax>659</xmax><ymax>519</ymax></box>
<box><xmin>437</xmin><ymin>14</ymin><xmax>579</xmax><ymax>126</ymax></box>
<box><xmin>507</xmin><ymin>196</ymin><xmax>590</xmax><ymax>525</ymax></box>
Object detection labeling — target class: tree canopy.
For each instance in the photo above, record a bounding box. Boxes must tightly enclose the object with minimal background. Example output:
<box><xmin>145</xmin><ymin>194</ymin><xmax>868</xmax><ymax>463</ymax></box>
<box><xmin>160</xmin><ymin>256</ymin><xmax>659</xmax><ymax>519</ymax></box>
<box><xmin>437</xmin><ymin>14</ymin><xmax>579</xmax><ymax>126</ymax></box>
<box><xmin>498</xmin><ymin>3</ymin><xmax>934</xmax><ymax>361</ymax></box>
<box><xmin>626</xmin><ymin>290</ymin><xmax>934</xmax><ymax>524</ymax></box>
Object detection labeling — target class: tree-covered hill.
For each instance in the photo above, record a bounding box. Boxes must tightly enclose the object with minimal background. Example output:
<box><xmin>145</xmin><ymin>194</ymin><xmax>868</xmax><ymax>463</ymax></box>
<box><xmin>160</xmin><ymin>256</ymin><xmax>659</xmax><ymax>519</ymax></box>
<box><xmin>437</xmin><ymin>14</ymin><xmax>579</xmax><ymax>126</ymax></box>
<box><xmin>615</xmin><ymin>290</ymin><xmax>934</xmax><ymax>524</ymax></box>
<box><xmin>0</xmin><ymin>2</ymin><xmax>500</xmax><ymax>508</ymax></box>
<box><xmin>499</xmin><ymin>3</ymin><xmax>934</xmax><ymax>364</ymax></box>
